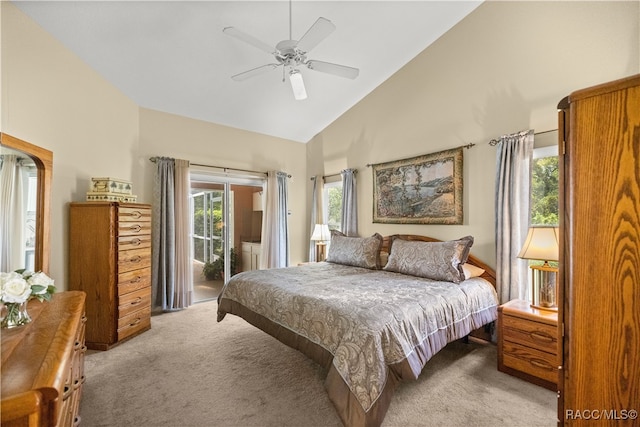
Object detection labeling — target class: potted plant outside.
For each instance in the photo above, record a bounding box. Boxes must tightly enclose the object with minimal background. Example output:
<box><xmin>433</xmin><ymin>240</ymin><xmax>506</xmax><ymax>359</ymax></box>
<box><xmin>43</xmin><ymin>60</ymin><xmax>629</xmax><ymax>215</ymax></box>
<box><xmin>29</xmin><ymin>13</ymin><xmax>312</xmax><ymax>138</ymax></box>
<box><xmin>203</xmin><ymin>248</ymin><xmax>238</xmax><ymax>280</ymax></box>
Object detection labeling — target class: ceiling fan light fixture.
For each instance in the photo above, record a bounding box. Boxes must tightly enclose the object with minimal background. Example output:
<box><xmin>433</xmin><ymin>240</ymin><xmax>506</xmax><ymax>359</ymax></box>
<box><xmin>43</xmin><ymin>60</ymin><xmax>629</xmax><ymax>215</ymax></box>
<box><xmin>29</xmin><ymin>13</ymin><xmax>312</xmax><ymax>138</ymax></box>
<box><xmin>224</xmin><ymin>2</ymin><xmax>358</xmax><ymax>100</ymax></box>
<box><xmin>289</xmin><ymin>70</ymin><xmax>307</xmax><ymax>100</ymax></box>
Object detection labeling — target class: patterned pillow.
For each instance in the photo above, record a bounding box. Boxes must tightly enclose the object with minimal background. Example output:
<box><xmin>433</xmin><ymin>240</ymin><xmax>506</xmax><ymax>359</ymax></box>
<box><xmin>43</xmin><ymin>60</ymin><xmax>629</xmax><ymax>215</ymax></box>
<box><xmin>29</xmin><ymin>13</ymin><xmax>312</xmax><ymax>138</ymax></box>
<box><xmin>383</xmin><ymin>236</ymin><xmax>474</xmax><ymax>283</ymax></box>
<box><xmin>326</xmin><ymin>232</ymin><xmax>383</xmax><ymax>269</ymax></box>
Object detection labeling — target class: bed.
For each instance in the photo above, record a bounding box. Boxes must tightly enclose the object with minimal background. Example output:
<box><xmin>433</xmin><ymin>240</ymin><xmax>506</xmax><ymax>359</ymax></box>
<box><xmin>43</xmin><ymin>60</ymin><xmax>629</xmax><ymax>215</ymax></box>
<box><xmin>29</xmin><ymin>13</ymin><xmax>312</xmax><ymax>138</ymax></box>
<box><xmin>217</xmin><ymin>234</ymin><xmax>498</xmax><ymax>427</ymax></box>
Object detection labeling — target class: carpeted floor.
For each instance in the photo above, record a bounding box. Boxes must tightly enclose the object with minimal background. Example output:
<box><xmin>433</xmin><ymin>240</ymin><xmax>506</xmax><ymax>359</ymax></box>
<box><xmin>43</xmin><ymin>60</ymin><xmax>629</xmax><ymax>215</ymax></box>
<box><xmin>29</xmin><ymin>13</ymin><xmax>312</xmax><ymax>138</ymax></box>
<box><xmin>80</xmin><ymin>300</ymin><xmax>556</xmax><ymax>427</ymax></box>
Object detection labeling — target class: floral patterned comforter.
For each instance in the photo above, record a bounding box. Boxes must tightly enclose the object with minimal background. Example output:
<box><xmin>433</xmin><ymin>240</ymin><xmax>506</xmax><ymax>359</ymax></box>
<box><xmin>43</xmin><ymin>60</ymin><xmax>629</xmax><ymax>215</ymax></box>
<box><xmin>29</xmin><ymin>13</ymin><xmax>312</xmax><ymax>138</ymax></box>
<box><xmin>217</xmin><ymin>262</ymin><xmax>498</xmax><ymax>412</ymax></box>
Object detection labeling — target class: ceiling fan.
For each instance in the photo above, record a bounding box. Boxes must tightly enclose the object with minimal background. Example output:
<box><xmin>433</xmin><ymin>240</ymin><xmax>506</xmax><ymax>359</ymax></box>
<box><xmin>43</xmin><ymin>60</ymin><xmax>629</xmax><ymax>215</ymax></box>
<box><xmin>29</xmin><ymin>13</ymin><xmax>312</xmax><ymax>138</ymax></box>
<box><xmin>223</xmin><ymin>2</ymin><xmax>359</xmax><ymax>100</ymax></box>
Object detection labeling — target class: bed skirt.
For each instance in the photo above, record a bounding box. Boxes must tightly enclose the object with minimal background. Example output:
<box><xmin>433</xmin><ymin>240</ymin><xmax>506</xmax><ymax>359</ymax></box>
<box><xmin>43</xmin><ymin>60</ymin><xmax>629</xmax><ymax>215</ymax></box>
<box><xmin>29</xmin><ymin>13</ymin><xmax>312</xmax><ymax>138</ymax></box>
<box><xmin>218</xmin><ymin>298</ymin><xmax>497</xmax><ymax>427</ymax></box>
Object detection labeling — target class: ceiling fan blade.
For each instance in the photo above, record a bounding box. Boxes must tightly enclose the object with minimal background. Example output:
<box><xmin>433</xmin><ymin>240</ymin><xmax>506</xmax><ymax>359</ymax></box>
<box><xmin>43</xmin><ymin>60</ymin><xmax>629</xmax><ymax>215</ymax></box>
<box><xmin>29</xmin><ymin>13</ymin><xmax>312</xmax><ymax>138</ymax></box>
<box><xmin>231</xmin><ymin>64</ymin><xmax>280</xmax><ymax>81</ymax></box>
<box><xmin>223</xmin><ymin>27</ymin><xmax>276</xmax><ymax>55</ymax></box>
<box><xmin>296</xmin><ymin>17</ymin><xmax>335</xmax><ymax>53</ymax></box>
<box><xmin>306</xmin><ymin>60</ymin><xmax>359</xmax><ymax>79</ymax></box>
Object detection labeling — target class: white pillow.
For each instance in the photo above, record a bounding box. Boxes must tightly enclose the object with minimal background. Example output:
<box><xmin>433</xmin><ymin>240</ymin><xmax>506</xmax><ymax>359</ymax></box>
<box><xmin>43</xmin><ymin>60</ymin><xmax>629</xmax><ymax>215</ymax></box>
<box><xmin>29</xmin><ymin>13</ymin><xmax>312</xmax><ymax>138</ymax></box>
<box><xmin>462</xmin><ymin>263</ymin><xmax>485</xmax><ymax>280</ymax></box>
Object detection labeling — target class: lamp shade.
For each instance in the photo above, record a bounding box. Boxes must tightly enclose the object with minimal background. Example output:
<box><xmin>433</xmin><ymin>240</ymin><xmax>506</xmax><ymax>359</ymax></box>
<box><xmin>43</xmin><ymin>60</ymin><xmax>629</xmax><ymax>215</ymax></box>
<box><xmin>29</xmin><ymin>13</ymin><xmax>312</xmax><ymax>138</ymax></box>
<box><xmin>311</xmin><ymin>224</ymin><xmax>331</xmax><ymax>242</ymax></box>
<box><xmin>518</xmin><ymin>226</ymin><xmax>559</xmax><ymax>262</ymax></box>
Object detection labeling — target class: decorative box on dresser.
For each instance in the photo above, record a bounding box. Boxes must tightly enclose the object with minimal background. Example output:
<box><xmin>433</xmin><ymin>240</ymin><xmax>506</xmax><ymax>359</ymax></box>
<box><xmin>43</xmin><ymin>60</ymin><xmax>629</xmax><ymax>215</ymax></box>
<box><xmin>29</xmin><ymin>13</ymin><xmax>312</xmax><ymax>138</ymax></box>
<box><xmin>558</xmin><ymin>74</ymin><xmax>640</xmax><ymax>424</ymax></box>
<box><xmin>1</xmin><ymin>291</ymin><xmax>87</xmax><ymax>427</ymax></box>
<box><xmin>498</xmin><ymin>299</ymin><xmax>558</xmax><ymax>391</ymax></box>
<box><xmin>69</xmin><ymin>202</ymin><xmax>152</xmax><ymax>350</ymax></box>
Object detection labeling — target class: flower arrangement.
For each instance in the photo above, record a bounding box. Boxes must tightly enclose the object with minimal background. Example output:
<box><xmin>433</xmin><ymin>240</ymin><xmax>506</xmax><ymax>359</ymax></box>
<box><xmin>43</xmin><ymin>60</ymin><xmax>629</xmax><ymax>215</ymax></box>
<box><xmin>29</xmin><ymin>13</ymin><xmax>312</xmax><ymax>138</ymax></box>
<box><xmin>1</xmin><ymin>269</ymin><xmax>56</xmax><ymax>328</ymax></box>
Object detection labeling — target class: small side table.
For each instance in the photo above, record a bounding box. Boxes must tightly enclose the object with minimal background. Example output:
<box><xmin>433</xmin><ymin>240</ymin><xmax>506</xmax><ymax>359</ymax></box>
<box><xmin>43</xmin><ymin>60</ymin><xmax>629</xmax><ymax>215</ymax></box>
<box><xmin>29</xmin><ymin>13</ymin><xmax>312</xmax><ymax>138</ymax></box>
<box><xmin>497</xmin><ymin>299</ymin><xmax>559</xmax><ymax>390</ymax></box>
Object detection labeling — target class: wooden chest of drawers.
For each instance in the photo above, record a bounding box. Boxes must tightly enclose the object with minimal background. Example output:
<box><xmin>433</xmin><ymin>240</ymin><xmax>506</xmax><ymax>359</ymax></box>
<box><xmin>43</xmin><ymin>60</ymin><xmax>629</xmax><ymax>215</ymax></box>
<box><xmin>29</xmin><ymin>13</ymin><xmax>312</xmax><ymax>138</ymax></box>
<box><xmin>69</xmin><ymin>202</ymin><xmax>152</xmax><ymax>350</ymax></box>
<box><xmin>1</xmin><ymin>291</ymin><xmax>86</xmax><ymax>427</ymax></box>
<box><xmin>498</xmin><ymin>299</ymin><xmax>558</xmax><ymax>390</ymax></box>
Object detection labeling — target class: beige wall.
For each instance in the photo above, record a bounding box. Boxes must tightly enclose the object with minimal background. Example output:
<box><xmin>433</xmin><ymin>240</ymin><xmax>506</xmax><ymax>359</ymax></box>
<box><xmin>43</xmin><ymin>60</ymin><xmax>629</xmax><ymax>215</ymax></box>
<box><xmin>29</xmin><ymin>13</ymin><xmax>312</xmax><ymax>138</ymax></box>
<box><xmin>1</xmin><ymin>2</ymin><xmax>306</xmax><ymax>290</ymax></box>
<box><xmin>137</xmin><ymin>108</ymin><xmax>307</xmax><ymax>266</ymax></box>
<box><xmin>308</xmin><ymin>1</ymin><xmax>640</xmax><ymax>267</ymax></box>
<box><xmin>1</xmin><ymin>2</ymin><xmax>140</xmax><ymax>288</ymax></box>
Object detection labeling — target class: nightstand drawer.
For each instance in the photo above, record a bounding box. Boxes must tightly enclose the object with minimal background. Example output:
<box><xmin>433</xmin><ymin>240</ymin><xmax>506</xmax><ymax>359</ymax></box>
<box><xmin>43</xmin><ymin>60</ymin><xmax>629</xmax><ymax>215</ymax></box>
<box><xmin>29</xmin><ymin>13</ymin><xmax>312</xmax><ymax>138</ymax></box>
<box><xmin>502</xmin><ymin>341</ymin><xmax>558</xmax><ymax>384</ymax></box>
<box><xmin>502</xmin><ymin>316</ymin><xmax>557</xmax><ymax>354</ymax></box>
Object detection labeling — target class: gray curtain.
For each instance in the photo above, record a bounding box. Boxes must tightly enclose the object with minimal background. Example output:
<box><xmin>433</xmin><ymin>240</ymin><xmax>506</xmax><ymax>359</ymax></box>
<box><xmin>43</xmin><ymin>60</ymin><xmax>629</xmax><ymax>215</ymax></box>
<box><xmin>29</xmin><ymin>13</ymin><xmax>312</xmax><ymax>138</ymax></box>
<box><xmin>152</xmin><ymin>157</ymin><xmax>192</xmax><ymax>311</ymax></box>
<box><xmin>340</xmin><ymin>169</ymin><xmax>358</xmax><ymax>237</ymax></box>
<box><xmin>495</xmin><ymin>130</ymin><xmax>534</xmax><ymax>304</ymax></box>
<box><xmin>261</xmin><ymin>171</ymin><xmax>290</xmax><ymax>268</ymax></box>
<box><xmin>308</xmin><ymin>175</ymin><xmax>322</xmax><ymax>262</ymax></box>
<box><xmin>173</xmin><ymin>159</ymin><xmax>193</xmax><ymax>307</ymax></box>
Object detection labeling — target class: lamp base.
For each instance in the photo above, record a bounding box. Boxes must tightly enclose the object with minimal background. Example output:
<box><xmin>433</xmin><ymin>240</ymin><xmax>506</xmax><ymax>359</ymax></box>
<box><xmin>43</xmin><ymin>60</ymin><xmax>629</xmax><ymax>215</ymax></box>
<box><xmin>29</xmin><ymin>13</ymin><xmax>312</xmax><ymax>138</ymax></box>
<box><xmin>315</xmin><ymin>242</ymin><xmax>327</xmax><ymax>262</ymax></box>
<box><xmin>529</xmin><ymin>263</ymin><xmax>558</xmax><ymax>311</ymax></box>
<box><xmin>530</xmin><ymin>303</ymin><xmax>558</xmax><ymax>312</ymax></box>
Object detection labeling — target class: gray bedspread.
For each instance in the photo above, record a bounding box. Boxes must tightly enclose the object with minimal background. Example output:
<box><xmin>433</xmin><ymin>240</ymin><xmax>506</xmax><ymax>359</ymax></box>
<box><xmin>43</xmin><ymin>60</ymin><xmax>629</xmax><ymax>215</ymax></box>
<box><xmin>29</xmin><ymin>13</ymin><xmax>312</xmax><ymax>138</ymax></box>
<box><xmin>217</xmin><ymin>262</ymin><xmax>498</xmax><ymax>414</ymax></box>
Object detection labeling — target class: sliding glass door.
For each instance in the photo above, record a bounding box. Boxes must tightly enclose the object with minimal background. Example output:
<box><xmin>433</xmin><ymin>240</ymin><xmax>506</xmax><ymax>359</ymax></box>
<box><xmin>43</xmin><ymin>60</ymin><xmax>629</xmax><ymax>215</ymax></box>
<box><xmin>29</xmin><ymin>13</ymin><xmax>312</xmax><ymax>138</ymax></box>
<box><xmin>190</xmin><ymin>171</ymin><xmax>264</xmax><ymax>302</ymax></box>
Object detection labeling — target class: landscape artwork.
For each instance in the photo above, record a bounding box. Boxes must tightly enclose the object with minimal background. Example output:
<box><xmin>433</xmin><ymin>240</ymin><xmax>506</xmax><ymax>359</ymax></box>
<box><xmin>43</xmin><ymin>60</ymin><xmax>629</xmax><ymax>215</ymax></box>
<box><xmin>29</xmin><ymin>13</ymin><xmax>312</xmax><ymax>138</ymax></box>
<box><xmin>372</xmin><ymin>147</ymin><xmax>463</xmax><ymax>224</ymax></box>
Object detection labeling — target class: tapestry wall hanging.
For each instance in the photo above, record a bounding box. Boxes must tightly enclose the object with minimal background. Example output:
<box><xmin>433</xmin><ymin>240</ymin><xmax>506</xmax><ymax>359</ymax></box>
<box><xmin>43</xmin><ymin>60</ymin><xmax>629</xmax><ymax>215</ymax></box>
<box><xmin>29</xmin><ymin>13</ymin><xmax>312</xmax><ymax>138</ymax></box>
<box><xmin>372</xmin><ymin>147</ymin><xmax>463</xmax><ymax>224</ymax></box>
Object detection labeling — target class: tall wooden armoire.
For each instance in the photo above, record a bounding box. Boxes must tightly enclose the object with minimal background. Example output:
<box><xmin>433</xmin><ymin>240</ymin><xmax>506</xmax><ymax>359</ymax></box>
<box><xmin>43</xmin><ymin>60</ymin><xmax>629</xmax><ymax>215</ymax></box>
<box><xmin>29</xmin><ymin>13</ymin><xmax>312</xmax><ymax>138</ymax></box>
<box><xmin>558</xmin><ymin>74</ymin><xmax>640</xmax><ymax>424</ymax></box>
<box><xmin>69</xmin><ymin>202</ymin><xmax>152</xmax><ymax>350</ymax></box>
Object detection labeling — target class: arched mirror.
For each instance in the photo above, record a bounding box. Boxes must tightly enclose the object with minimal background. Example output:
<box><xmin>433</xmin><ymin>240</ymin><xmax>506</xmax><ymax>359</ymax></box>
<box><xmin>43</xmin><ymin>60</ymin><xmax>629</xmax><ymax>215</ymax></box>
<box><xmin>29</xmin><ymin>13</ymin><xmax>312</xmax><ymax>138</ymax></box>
<box><xmin>0</xmin><ymin>133</ymin><xmax>53</xmax><ymax>274</ymax></box>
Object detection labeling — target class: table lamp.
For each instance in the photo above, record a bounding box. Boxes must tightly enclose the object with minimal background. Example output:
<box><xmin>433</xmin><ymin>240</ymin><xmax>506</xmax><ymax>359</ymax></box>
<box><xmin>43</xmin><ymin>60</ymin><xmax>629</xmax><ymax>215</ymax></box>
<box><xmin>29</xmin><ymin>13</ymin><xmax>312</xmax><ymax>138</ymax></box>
<box><xmin>517</xmin><ymin>226</ymin><xmax>559</xmax><ymax>311</ymax></box>
<box><xmin>311</xmin><ymin>224</ymin><xmax>331</xmax><ymax>262</ymax></box>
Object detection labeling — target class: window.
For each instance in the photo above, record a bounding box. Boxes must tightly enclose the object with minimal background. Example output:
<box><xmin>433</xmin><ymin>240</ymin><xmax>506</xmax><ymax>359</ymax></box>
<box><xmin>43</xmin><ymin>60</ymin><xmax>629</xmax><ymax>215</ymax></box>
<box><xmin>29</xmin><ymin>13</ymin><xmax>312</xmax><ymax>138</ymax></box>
<box><xmin>531</xmin><ymin>145</ymin><xmax>558</xmax><ymax>226</ymax></box>
<box><xmin>323</xmin><ymin>180</ymin><xmax>342</xmax><ymax>232</ymax></box>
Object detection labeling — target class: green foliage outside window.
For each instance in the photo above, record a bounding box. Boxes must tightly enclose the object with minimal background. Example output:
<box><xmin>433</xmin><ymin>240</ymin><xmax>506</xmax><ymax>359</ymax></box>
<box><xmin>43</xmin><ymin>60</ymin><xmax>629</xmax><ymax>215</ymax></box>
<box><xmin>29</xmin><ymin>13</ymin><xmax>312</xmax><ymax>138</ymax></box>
<box><xmin>531</xmin><ymin>156</ymin><xmax>558</xmax><ymax>226</ymax></box>
<box><xmin>327</xmin><ymin>186</ymin><xmax>342</xmax><ymax>231</ymax></box>
<box><xmin>192</xmin><ymin>192</ymin><xmax>223</xmax><ymax>262</ymax></box>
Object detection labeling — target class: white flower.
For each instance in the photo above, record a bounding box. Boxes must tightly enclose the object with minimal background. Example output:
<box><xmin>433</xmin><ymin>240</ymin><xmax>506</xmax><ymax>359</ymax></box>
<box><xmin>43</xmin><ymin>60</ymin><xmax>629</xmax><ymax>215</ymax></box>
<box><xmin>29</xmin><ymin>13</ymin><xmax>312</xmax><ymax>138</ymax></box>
<box><xmin>1</xmin><ymin>272</ymin><xmax>32</xmax><ymax>304</ymax></box>
<box><xmin>27</xmin><ymin>271</ymin><xmax>55</xmax><ymax>294</ymax></box>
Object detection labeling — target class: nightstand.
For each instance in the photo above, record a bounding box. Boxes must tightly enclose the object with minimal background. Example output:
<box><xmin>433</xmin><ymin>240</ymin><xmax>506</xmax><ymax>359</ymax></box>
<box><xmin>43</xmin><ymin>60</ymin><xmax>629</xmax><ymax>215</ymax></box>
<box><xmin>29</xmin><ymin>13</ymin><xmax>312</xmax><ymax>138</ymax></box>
<box><xmin>497</xmin><ymin>299</ymin><xmax>559</xmax><ymax>390</ymax></box>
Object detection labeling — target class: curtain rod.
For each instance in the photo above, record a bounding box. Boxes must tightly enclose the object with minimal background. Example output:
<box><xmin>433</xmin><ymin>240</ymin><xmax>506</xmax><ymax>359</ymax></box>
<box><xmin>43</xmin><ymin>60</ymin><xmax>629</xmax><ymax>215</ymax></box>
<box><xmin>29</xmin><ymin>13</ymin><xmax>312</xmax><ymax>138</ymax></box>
<box><xmin>364</xmin><ymin>143</ymin><xmax>475</xmax><ymax>168</ymax></box>
<box><xmin>310</xmin><ymin>168</ymin><xmax>358</xmax><ymax>181</ymax></box>
<box><xmin>149</xmin><ymin>157</ymin><xmax>291</xmax><ymax>178</ymax></box>
<box><xmin>488</xmin><ymin>129</ymin><xmax>557</xmax><ymax>146</ymax></box>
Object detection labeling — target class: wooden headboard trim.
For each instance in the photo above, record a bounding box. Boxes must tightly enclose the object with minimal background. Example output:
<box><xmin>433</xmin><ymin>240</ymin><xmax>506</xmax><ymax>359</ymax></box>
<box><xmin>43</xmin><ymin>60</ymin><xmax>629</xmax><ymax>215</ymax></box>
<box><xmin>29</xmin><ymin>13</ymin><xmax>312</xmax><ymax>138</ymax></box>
<box><xmin>381</xmin><ymin>234</ymin><xmax>496</xmax><ymax>287</ymax></box>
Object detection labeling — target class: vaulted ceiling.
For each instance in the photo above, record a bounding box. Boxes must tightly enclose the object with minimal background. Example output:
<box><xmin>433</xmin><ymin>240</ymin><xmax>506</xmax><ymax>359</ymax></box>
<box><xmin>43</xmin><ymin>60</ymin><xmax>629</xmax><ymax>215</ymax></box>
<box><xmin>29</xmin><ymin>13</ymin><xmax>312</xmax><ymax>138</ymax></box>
<box><xmin>12</xmin><ymin>1</ymin><xmax>482</xmax><ymax>143</ymax></box>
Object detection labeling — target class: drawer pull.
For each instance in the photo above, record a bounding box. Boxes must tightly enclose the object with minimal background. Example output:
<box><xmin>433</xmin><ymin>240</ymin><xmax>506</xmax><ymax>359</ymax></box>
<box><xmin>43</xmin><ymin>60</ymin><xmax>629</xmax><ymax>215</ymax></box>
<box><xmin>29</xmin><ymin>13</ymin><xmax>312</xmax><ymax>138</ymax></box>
<box><xmin>530</xmin><ymin>358</ymin><xmax>553</xmax><ymax>371</ymax></box>
<box><xmin>130</xmin><ymin>238</ymin><xmax>141</xmax><ymax>246</ymax></box>
<box><xmin>131</xmin><ymin>275</ymin><xmax>142</xmax><ymax>283</ymax></box>
<box><xmin>129</xmin><ymin>255</ymin><xmax>142</xmax><ymax>264</ymax></box>
<box><xmin>63</xmin><ymin>385</ymin><xmax>72</xmax><ymax>400</ymax></box>
<box><xmin>130</xmin><ymin>297</ymin><xmax>142</xmax><ymax>306</ymax></box>
<box><xmin>529</xmin><ymin>331</ymin><xmax>554</xmax><ymax>343</ymax></box>
<box><xmin>129</xmin><ymin>224</ymin><xmax>142</xmax><ymax>232</ymax></box>
<box><xmin>131</xmin><ymin>210</ymin><xmax>142</xmax><ymax>219</ymax></box>
<box><xmin>129</xmin><ymin>318</ymin><xmax>142</xmax><ymax>327</ymax></box>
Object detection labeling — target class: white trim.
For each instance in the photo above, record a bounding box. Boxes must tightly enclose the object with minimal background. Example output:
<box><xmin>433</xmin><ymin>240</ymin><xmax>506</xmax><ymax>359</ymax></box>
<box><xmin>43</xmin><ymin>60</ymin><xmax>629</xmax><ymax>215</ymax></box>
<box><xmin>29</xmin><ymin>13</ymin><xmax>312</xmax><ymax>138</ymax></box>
<box><xmin>533</xmin><ymin>145</ymin><xmax>558</xmax><ymax>159</ymax></box>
